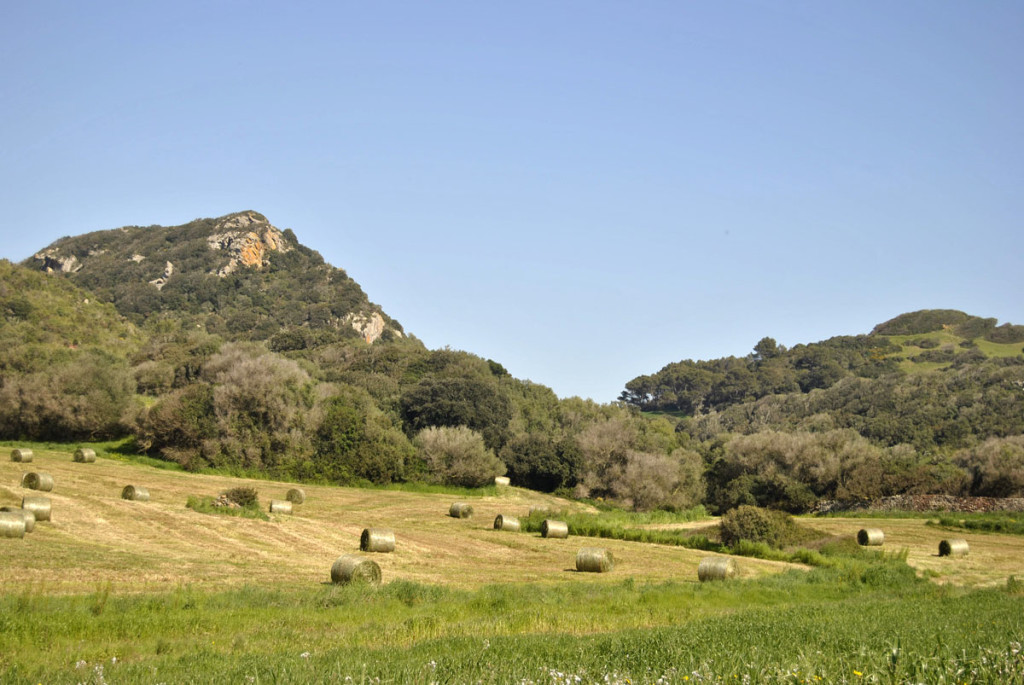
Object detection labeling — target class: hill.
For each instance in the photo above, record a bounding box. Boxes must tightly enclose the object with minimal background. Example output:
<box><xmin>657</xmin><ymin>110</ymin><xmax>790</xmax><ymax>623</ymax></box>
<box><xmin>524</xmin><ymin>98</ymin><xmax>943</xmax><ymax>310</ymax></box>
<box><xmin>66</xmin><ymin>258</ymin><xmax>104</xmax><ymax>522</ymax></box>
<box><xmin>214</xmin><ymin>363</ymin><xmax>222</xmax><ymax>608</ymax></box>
<box><xmin>25</xmin><ymin>210</ymin><xmax>403</xmax><ymax>348</ymax></box>
<box><xmin>621</xmin><ymin>308</ymin><xmax>1024</xmax><ymax>417</ymax></box>
<box><xmin>620</xmin><ymin>309</ymin><xmax>1024</xmax><ymax>512</ymax></box>
<box><xmin>6</xmin><ymin>212</ymin><xmax>1024</xmax><ymax>516</ymax></box>
<box><xmin>0</xmin><ymin>260</ymin><xmax>144</xmax><ymax>440</ymax></box>
<box><xmin>9</xmin><ymin>214</ymin><xmax>699</xmax><ymax>514</ymax></box>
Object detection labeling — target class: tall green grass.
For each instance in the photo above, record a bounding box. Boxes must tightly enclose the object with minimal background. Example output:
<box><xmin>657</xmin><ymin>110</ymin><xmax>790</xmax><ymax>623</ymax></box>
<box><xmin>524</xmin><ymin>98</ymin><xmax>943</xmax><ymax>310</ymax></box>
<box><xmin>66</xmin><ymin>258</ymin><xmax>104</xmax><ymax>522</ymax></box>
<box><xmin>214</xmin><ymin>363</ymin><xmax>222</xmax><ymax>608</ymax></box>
<box><xmin>1</xmin><ymin>568</ymin><xmax>1021</xmax><ymax>684</ymax></box>
<box><xmin>927</xmin><ymin>513</ymin><xmax>1024</xmax><ymax>536</ymax></box>
<box><xmin>521</xmin><ymin>509</ymin><xmax>844</xmax><ymax>567</ymax></box>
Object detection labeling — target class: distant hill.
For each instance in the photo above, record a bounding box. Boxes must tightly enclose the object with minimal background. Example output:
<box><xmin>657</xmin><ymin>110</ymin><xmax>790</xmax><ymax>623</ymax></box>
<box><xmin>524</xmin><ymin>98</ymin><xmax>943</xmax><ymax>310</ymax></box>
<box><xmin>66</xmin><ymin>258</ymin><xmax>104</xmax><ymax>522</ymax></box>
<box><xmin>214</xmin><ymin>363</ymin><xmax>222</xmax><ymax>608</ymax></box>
<box><xmin>622</xmin><ymin>309</ymin><xmax>1024</xmax><ymax>417</ymax></box>
<box><xmin>622</xmin><ymin>309</ymin><xmax>1024</xmax><ymax>455</ymax></box>
<box><xmin>24</xmin><ymin>211</ymin><xmax>404</xmax><ymax>349</ymax></box>
<box><xmin>872</xmin><ymin>309</ymin><xmax>1024</xmax><ymax>341</ymax></box>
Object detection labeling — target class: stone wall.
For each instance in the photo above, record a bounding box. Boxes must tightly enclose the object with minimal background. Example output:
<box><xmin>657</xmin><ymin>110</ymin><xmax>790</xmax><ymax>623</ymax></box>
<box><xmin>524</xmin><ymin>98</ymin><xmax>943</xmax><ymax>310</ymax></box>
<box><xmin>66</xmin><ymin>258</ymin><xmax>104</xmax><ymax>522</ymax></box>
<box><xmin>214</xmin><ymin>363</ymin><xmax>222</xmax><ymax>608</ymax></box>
<box><xmin>816</xmin><ymin>494</ymin><xmax>1024</xmax><ymax>514</ymax></box>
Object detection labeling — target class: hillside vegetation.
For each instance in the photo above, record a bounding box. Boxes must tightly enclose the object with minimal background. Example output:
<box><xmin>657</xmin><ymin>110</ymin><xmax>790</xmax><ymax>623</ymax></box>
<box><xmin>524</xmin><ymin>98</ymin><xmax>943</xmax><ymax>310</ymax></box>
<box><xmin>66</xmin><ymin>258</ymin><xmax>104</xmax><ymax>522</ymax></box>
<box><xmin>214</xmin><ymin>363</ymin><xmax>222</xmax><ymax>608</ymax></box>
<box><xmin>3</xmin><ymin>212</ymin><xmax>1024</xmax><ymax>516</ymax></box>
<box><xmin>622</xmin><ymin>310</ymin><xmax>1024</xmax><ymax>512</ymax></box>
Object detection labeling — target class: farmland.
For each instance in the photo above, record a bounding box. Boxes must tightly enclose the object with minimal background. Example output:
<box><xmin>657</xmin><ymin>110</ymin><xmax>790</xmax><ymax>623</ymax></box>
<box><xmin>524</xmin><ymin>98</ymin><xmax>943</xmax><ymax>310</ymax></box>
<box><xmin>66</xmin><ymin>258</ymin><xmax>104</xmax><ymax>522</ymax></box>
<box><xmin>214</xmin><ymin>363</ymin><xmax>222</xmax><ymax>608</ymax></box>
<box><xmin>2</xmin><ymin>445</ymin><xmax>1023</xmax><ymax>683</ymax></box>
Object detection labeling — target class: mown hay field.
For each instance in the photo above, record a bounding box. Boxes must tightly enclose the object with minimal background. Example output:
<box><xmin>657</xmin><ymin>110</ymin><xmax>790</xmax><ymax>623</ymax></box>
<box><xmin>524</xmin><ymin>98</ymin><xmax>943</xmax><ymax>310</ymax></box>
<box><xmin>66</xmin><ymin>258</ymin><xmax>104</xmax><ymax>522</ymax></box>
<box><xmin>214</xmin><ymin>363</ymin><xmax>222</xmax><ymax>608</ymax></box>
<box><xmin>636</xmin><ymin>515</ymin><xmax>1024</xmax><ymax>587</ymax></box>
<box><xmin>2</xmin><ymin>446</ymin><xmax>1024</xmax><ymax>683</ymax></box>
<box><xmin>0</xmin><ymin>447</ymin><xmax>796</xmax><ymax>593</ymax></box>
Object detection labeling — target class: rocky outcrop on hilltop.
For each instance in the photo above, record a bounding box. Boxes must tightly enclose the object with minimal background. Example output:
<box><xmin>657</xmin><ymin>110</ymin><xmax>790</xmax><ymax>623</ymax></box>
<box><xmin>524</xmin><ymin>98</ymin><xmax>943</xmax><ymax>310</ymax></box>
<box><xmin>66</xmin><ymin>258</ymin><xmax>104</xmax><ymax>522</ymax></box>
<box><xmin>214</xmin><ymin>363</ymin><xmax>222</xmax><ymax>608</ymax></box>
<box><xmin>206</xmin><ymin>211</ymin><xmax>291</xmax><ymax>276</ymax></box>
<box><xmin>23</xmin><ymin>211</ymin><xmax>404</xmax><ymax>346</ymax></box>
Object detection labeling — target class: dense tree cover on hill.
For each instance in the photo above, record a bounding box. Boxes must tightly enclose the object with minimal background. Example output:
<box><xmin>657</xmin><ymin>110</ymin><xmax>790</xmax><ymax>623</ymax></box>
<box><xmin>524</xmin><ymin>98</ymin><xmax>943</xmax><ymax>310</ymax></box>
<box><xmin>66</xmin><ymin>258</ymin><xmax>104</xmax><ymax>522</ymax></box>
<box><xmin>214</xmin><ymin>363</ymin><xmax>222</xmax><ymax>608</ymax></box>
<box><xmin>4</xmin><ymin>216</ymin><xmax>1024</xmax><ymax>514</ymax></box>
<box><xmin>618</xmin><ymin>310</ymin><xmax>1024</xmax><ymax>511</ymax></box>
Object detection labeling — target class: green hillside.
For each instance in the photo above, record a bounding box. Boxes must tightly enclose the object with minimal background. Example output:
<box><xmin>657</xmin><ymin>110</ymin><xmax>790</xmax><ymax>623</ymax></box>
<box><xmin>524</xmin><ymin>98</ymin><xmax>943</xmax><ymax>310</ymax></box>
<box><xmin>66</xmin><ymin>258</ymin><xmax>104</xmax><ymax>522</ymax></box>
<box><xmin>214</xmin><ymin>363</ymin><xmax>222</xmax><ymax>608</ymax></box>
<box><xmin>5</xmin><ymin>212</ymin><xmax>1024</xmax><ymax>517</ymax></box>
<box><xmin>24</xmin><ymin>210</ymin><xmax>403</xmax><ymax>348</ymax></box>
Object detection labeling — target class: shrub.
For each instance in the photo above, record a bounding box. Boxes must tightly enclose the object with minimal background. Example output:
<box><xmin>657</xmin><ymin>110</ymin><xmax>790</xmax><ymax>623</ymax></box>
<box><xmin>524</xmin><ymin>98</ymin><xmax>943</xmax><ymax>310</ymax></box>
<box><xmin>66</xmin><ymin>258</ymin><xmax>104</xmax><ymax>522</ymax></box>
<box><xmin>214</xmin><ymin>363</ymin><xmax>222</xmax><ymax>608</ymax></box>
<box><xmin>499</xmin><ymin>434</ymin><xmax>581</xmax><ymax>492</ymax></box>
<box><xmin>414</xmin><ymin>425</ymin><xmax>506</xmax><ymax>488</ymax></box>
<box><xmin>861</xmin><ymin>561</ymin><xmax>918</xmax><ymax>588</ymax></box>
<box><xmin>719</xmin><ymin>505</ymin><xmax>804</xmax><ymax>549</ymax></box>
<box><xmin>224</xmin><ymin>487</ymin><xmax>259</xmax><ymax>507</ymax></box>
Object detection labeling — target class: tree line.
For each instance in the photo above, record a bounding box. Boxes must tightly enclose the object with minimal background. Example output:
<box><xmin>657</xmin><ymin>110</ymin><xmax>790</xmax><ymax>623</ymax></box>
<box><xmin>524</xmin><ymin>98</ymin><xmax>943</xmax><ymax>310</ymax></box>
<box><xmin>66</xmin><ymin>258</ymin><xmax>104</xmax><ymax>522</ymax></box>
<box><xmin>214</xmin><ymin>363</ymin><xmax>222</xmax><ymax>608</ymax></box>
<box><xmin>4</xmin><ymin>237</ymin><xmax>1024</xmax><ymax>516</ymax></box>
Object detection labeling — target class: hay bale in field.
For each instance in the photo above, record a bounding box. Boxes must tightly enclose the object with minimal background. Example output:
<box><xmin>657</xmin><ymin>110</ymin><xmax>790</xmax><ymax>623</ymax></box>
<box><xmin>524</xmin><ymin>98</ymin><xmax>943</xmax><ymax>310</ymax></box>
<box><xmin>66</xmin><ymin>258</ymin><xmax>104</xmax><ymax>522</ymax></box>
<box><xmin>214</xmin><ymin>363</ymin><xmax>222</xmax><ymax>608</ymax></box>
<box><xmin>73</xmin><ymin>448</ymin><xmax>96</xmax><ymax>463</ymax></box>
<box><xmin>11</xmin><ymin>448</ymin><xmax>33</xmax><ymax>463</ymax></box>
<box><xmin>0</xmin><ymin>511</ymin><xmax>27</xmax><ymax>539</ymax></box>
<box><xmin>698</xmin><ymin>556</ymin><xmax>739</xmax><ymax>582</ymax></box>
<box><xmin>493</xmin><ymin>514</ymin><xmax>520</xmax><ymax>532</ymax></box>
<box><xmin>939</xmin><ymin>539</ymin><xmax>969</xmax><ymax>557</ymax></box>
<box><xmin>121</xmin><ymin>485</ymin><xmax>150</xmax><ymax>501</ymax></box>
<box><xmin>21</xmin><ymin>472</ymin><xmax>54</xmax><ymax>492</ymax></box>
<box><xmin>0</xmin><ymin>507</ymin><xmax>35</xmax><ymax>533</ymax></box>
<box><xmin>330</xmin><ymin>554</ymin><xmax>382</xmax><ymax>585</ymax></box>
<box><xmin>269</xmin><ymin>499</ymin><xmax>293</xmax><ymax>514</ymax></box>
<box><xmin>541</xmin><ymin>519</ymin><xmax>568</xmax><ymax>539</ymax></box>
<box><xmin>21</xmin><ymin>496</ymin><xmax>51</xmax><ymax>522</ymax></box>
<box><xmin>286</xmin><ymin>488</ymin><xmax>305</xmax><ymax>504</ymax></box>
<box><xmin>494</xmin><ymin>476</ymin><xmax>511</xmax><ymax>487</ymax></box>
<box><xmin>360</xmin><ymin>528</ymin><xmax>396</xmax><ymax>553</ymax></box>
<box><xmin>449</xmin><ymin>502</ymin><xmax>474</xmax><ymax>519</ymax></box>
<box><xmin>857</xmin><ymin>528</ymin><xmax>885</xmax><ymax>546</ymax></box>
<box><xmin>576</xmin><ymin>547</ymin><xmax>614</xmax><ymax>573</ymax></box>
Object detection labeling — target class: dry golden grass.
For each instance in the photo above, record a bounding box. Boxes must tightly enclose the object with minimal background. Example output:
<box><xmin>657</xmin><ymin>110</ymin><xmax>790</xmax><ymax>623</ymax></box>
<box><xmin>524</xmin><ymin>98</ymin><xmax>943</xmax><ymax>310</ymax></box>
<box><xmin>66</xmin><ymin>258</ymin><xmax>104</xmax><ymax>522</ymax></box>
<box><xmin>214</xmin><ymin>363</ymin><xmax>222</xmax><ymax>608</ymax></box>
<box><xmin>0</xmin><ymin>448</ymin><xmax>796</xmax><ymax>593</ymax></box>
<box><xmin>806</xmin><ymin>517</ymin><xmax>1024</xmax><ymax>587</ymax></box>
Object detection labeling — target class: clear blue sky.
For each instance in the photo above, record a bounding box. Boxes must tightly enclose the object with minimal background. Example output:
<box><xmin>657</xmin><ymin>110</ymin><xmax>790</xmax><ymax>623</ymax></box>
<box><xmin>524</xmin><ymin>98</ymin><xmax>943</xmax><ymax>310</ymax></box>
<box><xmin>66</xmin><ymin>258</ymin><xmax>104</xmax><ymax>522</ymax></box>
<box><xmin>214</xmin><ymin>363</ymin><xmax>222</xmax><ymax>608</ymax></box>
<box><xmin>2</xmin><ymin>1</ymin><xmax>1022</xmax><ymax>402</ymax></box>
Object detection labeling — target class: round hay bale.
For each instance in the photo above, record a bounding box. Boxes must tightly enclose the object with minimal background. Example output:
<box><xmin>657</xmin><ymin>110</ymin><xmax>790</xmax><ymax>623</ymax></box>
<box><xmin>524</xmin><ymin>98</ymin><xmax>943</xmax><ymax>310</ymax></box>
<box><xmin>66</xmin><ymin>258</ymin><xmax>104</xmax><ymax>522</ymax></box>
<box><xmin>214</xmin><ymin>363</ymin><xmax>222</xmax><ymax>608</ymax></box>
<box><xmin>939</xmin><ymin>539</ymin><xmax>969</xmax><ymax>557</ymax></box>
<box><xmin>493</xmin><ymin>514</ymin><xmax>521</xmax><ymax>532</ymax></box>
<box><xmin>286</xmin><ymin>488</ymin><xmax>306</xmax><ymax>504</ymax></box>
<box><xmin>576</xmin><ymin>547</ymin><xmax>614</xmax><ymax>573</ymax></box>
<box><xmin>0</xmin><ymin>511</ymin><xmax>27</xmax><ymax>539</ymax></box>
<box><xmin>449</xmin><ymin>502</ymin><xmax>474</xmax><ymax>519</ymax></box>
<box><xmin>73</xmin><ymin>448</ymin><xmax>96</xmax><ymax>463</ymax></box>
<box><xmin>541</xmin><ymin>519</ymin><xmax>569</xmax><ymax>539</ymax></box>
<box><xmin>21</xmin><ymin>472</ymin><xmax>54</xmax><ymax>492</ymax></box>
<box><xmin>494</xmin><ymin>476</ymin><xmax>511</xmax><ymax>487</ymax></box>
<box><xmin>11</xmin><ymin>448</ymin><xmax>33</xmax><ymax>463</ymax></box>
<box><xmin>269</xmin><ymin>499</ymin><xmax>293</xmax><ymax>514</ymax></box>
<box><xmin>0</xmin><ymin>507</ymin><xmax>35</xmax><ymax>533</ymax></box>
<box><xmin>330</xmin><ymin>554</ymin><xmax>382</xmax><ymax>585</ymax></box>
<box><xmin>857</xmin><ymin>528</ymin><xmax>885</xmax><ymax>546</ymax></box>
<box><xmin>360</xmin><ymin>528</ymin><xmax>396</xmax><ymax>553</ymax></box>
<box><xmin>21</xmin><ymin>496</ymin><xmax>51</xmax><ymax>522</ymax></box>
<box><xmin>121</xmin><ymin>485</ymin><xmax>150</xmax><ymax>502</ymax></box>
<box><xmin>698</xmin><ymin>556</ymin><xmax>739</xmax><ymax>582</ymax></box>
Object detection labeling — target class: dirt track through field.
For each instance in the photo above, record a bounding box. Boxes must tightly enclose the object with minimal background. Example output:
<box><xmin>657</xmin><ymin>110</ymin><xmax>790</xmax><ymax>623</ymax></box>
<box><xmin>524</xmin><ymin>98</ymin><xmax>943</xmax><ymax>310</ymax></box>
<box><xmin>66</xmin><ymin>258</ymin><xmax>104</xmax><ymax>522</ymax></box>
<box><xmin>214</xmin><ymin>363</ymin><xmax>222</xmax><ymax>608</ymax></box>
<box><xmin>1</xmin><ymin>449</ymin><xmax>797</xmax><ymax>593</ymax></box>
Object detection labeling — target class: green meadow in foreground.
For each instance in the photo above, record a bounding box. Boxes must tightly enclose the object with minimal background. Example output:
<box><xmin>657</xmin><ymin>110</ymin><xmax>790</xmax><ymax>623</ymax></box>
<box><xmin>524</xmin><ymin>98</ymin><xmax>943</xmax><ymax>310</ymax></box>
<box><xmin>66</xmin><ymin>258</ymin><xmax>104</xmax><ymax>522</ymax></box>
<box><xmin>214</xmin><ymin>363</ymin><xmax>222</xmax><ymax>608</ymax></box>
<box><xmin>1</xmin><ymin>562</ymin><xmax>1022</xmax><ymax>684</ymax></box>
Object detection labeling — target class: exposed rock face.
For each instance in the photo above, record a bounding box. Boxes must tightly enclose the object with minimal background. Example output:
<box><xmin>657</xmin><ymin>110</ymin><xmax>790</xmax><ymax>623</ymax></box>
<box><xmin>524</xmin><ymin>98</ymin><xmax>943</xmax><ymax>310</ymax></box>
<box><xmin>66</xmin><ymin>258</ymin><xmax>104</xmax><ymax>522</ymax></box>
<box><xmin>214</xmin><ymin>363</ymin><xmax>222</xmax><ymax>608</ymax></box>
<box><xmin>206</xmin><ymin>211</ymin><xmax>290</xmax><ymax>277</ymax></box>
<box><xmin>25</xmin><ymin>210</ymin><xmax>403</xmax><ymax>345</ymax></box>
<box><xmin>34</xmin><ymin>248</ymin><xmax>82</xmax><ymax>273</ymax></box>
<box><xmin>345</xmin><ymin>311</ymin><xmax>398</xmax><ymax>344</ymax></box>
<box><xmin>148</xmin><ymin>261</ymin><xmax>174</xmax><ymax>290</ymax></box>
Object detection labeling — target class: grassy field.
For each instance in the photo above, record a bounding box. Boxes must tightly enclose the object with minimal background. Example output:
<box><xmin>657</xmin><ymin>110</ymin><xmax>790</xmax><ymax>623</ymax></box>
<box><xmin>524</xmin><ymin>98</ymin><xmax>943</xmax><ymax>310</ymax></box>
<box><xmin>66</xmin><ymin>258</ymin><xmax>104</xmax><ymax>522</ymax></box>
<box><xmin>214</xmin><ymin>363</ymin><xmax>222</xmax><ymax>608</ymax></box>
<box><xmin>2</xmin><ymin>445</ymin><xmax>1023</xmax><ymax>683</ymax></box>
<box><xmin>879</xmin><ymin>331</ymin><xmax>1024</xmax><ymax>375</ymax></box>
